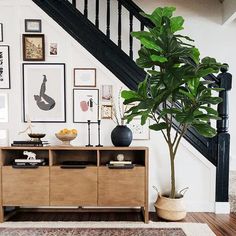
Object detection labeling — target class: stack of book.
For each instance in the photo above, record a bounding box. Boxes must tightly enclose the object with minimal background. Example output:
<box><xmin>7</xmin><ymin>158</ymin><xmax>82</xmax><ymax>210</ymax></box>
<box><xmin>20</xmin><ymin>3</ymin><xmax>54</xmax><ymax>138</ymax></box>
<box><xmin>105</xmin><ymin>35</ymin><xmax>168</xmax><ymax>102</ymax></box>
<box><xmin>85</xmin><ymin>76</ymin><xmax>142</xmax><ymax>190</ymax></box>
<box><xmin>13</xmin><ymin>158</ymin><xmax>47</xmax><ymax>167</ymax></box>
<box><xmin>11</xmin><ymin>140</ymin><xmax>50</xmax><ymax>147</ymax></box>
<box><xmin>107</xmin><ymin>160</ymin><xmax>134</xmax><ymax>169</ymax></box>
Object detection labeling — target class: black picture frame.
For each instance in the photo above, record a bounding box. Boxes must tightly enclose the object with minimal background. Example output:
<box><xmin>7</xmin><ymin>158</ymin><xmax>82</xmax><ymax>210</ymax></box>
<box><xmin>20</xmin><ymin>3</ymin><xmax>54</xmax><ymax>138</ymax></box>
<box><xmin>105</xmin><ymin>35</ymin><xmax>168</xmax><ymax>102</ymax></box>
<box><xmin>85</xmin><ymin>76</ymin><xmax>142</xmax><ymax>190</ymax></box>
<box><xmin>22</xmin><ymin>63</ymin><xmax>66</xmax><ymax>123</ymax></box>
<box><xmin>25</xmin><ymin>19</ymin><xmax>42</xmax><ymax>33</ymax></box>
<box><xmin>0</xmin><ymin>23</ymin><xmax>3</xmax><ymax>42</ymax></box>
<box><xmin>0</xmin><ymin>45</ymin><xmax>11</xmax><ymax>89</ymax></box>
<box><xmin>73</xmin><ymin>88</ymin><xmax>99</xmax><ymax>123</ymax></box>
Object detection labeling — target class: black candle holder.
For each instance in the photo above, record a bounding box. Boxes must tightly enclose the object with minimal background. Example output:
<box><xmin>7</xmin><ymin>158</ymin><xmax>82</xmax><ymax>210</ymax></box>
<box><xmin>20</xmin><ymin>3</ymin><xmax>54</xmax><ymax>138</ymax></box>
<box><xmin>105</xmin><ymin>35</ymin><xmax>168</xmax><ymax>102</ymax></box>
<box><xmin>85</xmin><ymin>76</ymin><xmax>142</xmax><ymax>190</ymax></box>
<box><xmin>96</xmin><ymin>120</ymin><xmax>103</xmax><ymax>147</ymax></box>
<box><xmin>86</xmin><ymin>120</ymin><xmax>93</xmax><ymax>147</ymax></box>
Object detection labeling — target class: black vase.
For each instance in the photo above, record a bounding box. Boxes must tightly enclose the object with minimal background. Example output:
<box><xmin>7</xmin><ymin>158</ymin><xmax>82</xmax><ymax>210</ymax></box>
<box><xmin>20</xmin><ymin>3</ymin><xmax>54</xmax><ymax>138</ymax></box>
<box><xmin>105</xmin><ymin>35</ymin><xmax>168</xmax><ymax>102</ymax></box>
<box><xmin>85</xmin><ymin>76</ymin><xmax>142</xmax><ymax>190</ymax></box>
<box><xmin>111</xmin><ymin>125</ymin><xmax>133</xmax><ymax>147</ymax></box>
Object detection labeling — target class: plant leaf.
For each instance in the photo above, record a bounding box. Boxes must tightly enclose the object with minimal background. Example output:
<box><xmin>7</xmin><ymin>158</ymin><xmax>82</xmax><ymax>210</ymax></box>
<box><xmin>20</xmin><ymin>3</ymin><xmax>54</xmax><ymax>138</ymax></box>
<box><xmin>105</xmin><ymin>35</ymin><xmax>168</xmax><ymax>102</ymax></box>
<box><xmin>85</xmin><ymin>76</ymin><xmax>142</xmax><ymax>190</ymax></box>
<box><xmin>149</xmin><ymin>122</ymin><xmax>168</xmax><ymax>131</ymax></box>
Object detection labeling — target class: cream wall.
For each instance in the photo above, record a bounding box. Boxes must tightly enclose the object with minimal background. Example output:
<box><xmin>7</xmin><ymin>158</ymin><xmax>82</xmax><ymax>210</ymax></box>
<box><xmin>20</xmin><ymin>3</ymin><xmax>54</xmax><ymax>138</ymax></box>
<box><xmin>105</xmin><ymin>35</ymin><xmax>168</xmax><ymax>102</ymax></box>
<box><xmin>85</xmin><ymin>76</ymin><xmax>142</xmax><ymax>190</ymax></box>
<box><xmin>0</xmin><ymin>0</ymin><xmax>233</xmax><ymax>212</ymax></box>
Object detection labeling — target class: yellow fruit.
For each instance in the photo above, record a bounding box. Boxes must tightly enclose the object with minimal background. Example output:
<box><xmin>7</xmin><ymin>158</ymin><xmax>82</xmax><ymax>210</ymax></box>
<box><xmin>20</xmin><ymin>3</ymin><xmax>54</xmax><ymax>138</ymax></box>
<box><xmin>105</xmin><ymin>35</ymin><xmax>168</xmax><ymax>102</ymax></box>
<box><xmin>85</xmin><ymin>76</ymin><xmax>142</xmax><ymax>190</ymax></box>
<box><xmin>71</xmin><ymin>129</ymin><xmax>77</xmax><ymax>134</ymax></box>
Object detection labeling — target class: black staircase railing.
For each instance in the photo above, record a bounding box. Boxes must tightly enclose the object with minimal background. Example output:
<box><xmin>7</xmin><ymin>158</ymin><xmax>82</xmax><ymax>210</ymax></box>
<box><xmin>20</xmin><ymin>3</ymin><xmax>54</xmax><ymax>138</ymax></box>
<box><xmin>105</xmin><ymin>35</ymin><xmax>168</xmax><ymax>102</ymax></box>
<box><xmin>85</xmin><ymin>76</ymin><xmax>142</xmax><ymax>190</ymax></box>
<box><xmin>32</xmin><ymin>0</ymin><xmax>232</xmax><ymax>204</ymax></box>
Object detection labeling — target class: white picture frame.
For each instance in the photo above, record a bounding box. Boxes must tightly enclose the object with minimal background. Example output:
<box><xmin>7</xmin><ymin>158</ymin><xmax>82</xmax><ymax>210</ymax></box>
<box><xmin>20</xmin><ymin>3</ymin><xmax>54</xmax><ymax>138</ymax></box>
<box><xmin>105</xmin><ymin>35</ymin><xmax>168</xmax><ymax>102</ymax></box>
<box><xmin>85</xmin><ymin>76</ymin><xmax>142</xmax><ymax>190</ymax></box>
<box><xmin>0</xmin><ymin>45</ymin><xmax>10</xmax><ymax>89</ymax></box>
<box><xmin>73</xmin><ymin>89</ymin><xmax>99</xmax><ymax>123</ymax></box>
<box><xmin>74</xmin><ymin>68</ymin><xmax>96</xmax><ymax>87</ymax></box>
<box><xmin>23</xmin><ymin>63</ymin><xmax>66</xmax><ymax>123</ymax></box>
<box><xmin>101</xmin><ymin>84</ymin><xmax>113</xmax><ymax>102</ymax></box>
<box><xmin>127</xmin><ymin>118</ymin><xmax>150</xmax><ymax>140</ymax></box>
<box><xmin>0</xmin><ymin>94</ymin><xmax>8</xmax><ymax>123</ymax></box>
<box><xmin>49</xmin><ymin>42</ymin><xmax>58</xmax><ymax>56</ymax></box>
<box><xmin>0</xmin><ymin>23</ymin><xmax>3</xmax><ymax>42</ymax></box>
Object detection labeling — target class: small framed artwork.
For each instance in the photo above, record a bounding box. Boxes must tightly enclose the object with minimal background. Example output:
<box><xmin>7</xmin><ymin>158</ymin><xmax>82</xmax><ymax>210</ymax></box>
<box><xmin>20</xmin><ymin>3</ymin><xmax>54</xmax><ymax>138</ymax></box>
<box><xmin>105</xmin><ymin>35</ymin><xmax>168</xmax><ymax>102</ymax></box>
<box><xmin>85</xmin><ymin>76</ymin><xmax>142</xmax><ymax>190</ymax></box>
<box><xmin>0</xmin><ymin>45</ymin><xmax>11</xmax><ymax>89</ymax></box>
<box><xmin>127</xmin><ymin>118</ymin><xmax>150</xmax><ymax>140</ymax></box>
<box><xmin>0</xmin><ymin>23</ymin><xmax>3</xmax><ymax>42</ymax></box>
<box><xmin>23</xmin><ymin>63</ymin><xmax>66</xmax><ymax>123</ymax></box>
<box><xmin>101</xmin><ymin>105</ymin><xmax>113</xmax><ymax>119</ymax></box>
<box><xmin>22</xmin><ymin>34</ymin><xmax>45</xmax><ymax>61</ymax></box>
<box><xmin>49</xmin><ymin>43</ymin><xmax>58</xmax><ymax>56</ymax></box>
<box><xmin>101</xmin><ymin>85</ymin><xmax>113</xmax><ymax>102</ymax></box>
<box><xmin>73</xmin><ymin>89</ymin><xmax>99</xmax><ymax>123</ymax></box>
<box><xmin>74</xmin><ymin>68</ymin><xmax>96</xmax><ymax>87</ymax></box>
<box><xmin>25</xmin><ymin>19</ymin><xmax>42</xmax><ymax>33</ymax></box>
<box><xmin>0</xmin><ymin>94</ymin><xmax>8</xmax><ymax>122</ymax></box>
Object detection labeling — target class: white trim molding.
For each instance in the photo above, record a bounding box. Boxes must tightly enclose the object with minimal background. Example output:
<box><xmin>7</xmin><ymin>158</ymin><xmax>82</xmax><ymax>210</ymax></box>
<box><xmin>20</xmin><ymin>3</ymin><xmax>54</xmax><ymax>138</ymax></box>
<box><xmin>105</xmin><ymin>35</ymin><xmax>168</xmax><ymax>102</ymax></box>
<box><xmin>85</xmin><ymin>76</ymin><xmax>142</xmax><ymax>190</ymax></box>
<box><xmin>215</xmin><ymin>202</ymin><xmax>230</xmax><ymax>214</ymax></box>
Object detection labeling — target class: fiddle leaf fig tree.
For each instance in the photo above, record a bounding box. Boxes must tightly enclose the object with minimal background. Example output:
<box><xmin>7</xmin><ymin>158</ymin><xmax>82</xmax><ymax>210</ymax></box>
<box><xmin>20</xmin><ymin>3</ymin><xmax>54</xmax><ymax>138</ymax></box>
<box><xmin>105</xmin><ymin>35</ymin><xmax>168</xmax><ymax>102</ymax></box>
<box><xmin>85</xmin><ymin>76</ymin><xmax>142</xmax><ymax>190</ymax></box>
<box><xmin>121</xmin><ymin>7</ymin><xmax>223</xmax><ymax>199</ymax></box>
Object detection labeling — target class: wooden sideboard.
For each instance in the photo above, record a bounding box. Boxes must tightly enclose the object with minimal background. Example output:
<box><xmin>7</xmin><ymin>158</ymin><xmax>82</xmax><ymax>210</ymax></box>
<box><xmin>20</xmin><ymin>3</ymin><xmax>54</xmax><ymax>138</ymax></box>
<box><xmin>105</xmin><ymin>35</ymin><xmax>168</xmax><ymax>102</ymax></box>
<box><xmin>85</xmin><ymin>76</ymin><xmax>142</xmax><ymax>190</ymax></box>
<box><xmin>0</xmin><ymin>146</ymin><xmax>149</xmax><ymax>223</ymax></box>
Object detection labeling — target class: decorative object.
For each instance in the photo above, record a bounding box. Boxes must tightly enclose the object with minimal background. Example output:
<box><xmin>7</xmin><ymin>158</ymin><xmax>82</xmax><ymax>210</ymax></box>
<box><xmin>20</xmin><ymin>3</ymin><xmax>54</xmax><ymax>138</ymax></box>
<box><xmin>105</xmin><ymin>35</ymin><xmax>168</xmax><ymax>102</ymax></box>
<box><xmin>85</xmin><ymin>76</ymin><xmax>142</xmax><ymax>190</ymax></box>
<box><xmin>0</xmin><ymin>23</ymin><xmax>3</xmax><ymax>42</ymax></box>
<box><xmin>25</xmin><ymin>19</ymin><xmax>42</xmax><ymax>33</ymax></box>
<box><xmin>49</xmin><ymin>43</ymin><xmax>58</xmax><ymax>56</ymax></box>
<box><xmin>117</xmin><ymin>154</ymin><xmax>124</xmax><ymax>161</ymax></box>
<box><xmin>101</xmin><ymin>84</ymin><xmax>112</xmax><ymax>102</ymax></box>
<box><xmin>23</xmin><ymin>151</ymin><xmax>37</xmax><ymax>160</ymax></box>
<box><xmin>28</xmin><ymin>133</ymin><xmax>45</xmax><ymax>142</ymax></box>
<box><xmin>73</xmin><ymin>89</ymin><xmax>99</xmax><ymax>123</ymax></box>
<box><xmin>55</xmin><ymin>128</ymin><xmax>77</xmax><ymax>146</ymax></box>
<box><xmin>86</xmin><ymin>120</ymin><xmax>93</xmax><ymax>147</ymax></box>
<box><xmin>23</xmin><ymin>63</ymin><xmax>66</xmax><ymax>123</ymax></box>
<box><xmin>0</xmin><ymin>94</ymin><xmax>8</xmax><ymax>122</ymax></box>
<box><xmin>101</xmin><ymin>105</ymin><xmax>112</xmax><ymax>119</ymax></box>
<box><xmin>74</xmin><ymin>68</ymin><xmax>96</xmax><ymax>87</ymax></box>
<box><xmin>96</xmin><ymin>120</ymin><xmax>103</xmax><ymax>147</ymax></box>
<box><xmin>111</xmin><ymin>125</ymin><xmax>132</xmax><ymax>147</ymax></box>
<box><xmin>122</xmin><ymin>7</ymin><xmax>223</xmax><ymax>220</ymax></box>
<box><xmin>18</xmin><ymin>116</ymin><xmax>34</xmax><ymax>135</ymax></box>
<box><xmin>0</xmin><ymin>129</ymin><xmax>8</xmax><ymax>146</ymax></box>
<box><xmin>23</xmin><ymin>34</ymin><xmax>45</xmax><ymax>61</ymax></box>
<box><xmin>127</xmin><ymin>118</ymin><xmax>150</xmax><ymax>140</ymax></box>
<box><xmin>0</xmin><ymin>45</ymin><xmax>10</xmax><ymax>89</ymax></box>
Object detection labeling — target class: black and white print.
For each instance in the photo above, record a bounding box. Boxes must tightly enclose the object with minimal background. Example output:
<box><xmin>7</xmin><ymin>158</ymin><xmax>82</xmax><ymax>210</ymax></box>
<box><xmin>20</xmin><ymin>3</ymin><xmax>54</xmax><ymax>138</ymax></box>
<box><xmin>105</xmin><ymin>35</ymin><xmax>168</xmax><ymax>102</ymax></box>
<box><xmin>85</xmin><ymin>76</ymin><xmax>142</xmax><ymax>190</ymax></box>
<box><xmin>0</xmin><ymin>46</ymin><xmax>10</xmax><ymax>89</ymax></box>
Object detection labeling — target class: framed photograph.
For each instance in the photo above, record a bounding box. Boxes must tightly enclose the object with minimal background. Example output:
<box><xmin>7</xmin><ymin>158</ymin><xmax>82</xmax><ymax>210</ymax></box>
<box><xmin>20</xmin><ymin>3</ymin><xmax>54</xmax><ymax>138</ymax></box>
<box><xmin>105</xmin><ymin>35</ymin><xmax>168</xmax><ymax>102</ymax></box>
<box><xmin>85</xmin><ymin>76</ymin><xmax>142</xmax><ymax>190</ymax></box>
<box><xmin>23</xmin><ymin>63</ymin><xmax>66</xmax><ymax>123</ymax></box>
<box><xmin>25</xmin><ymin>19</ymin><xmax>42</xmax><ymax>32</ymax></box>
<box><xmin>49</xmin><ymin>43</ymin><xmax>58</xmax><ymax>56</ymax></box>
<box><xmin>0</xmin><ymin>94</ymin><xmax>8</xmax><ymax>122</ymax></box>
<box><xmin>73</xmin><ymin>89</ymin><xmax>99</xmax><ymax>123</ymax></box>
<box><xmin>101</xmin><ymin>84</ymin><xmax>113</xmax><ymax>102</ymax></box>
<box><xmin>22</xmin><ymin>34</ymin><xmax>45</xmax><ymax>61</ymax></box>
<box><xmin>127</xmin><ymin>118</ymin><xmax>150</xmax><ymax>140</ymax></box>
<box><xmin>101</xmin><ymin>105</ymin><xmax>113</xmax><ymax>119</ymax></box>
<box><xmin>0</xmin><ymin>45</ymin><xmax>10</xmax><ymax>89</ymax></box>
<box><xmin>74</xmin><ymin>68</ymin><xmax>96</xmax><ymax>87</ymax></box>
<box><xmin>0</xmin><ymin>23</ymin><xmax>3</xmax><ymax>42</ymax></box>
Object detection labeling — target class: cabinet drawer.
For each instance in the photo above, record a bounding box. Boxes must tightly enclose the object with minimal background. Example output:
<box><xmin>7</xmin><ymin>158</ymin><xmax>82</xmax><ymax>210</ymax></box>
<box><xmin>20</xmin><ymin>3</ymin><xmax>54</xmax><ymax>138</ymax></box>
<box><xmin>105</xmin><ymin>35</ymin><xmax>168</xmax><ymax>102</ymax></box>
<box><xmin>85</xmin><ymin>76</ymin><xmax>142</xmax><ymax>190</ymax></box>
<box><xmin>2</xmin><ymin>166</ymin><xmax>49</xmax><ymax>206</ymax></box>
<box><xmin>98</xmin><ymin>167</ymin><xmax>145</xmax><ymax>206</ymax></box>
<box><xmin>50</xmin><ymin>166</ymin><xmax>97</xmax><ymax>206</ymax></box>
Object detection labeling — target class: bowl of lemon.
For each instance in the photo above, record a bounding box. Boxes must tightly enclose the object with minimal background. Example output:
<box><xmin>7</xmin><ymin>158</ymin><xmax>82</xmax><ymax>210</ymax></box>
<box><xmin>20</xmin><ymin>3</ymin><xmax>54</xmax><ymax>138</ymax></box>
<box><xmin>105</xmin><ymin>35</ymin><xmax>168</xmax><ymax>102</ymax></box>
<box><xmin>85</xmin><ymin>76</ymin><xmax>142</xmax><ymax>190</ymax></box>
<box><xmin>55</xmin><ymin>129</ymin><xmax>78</xmax><ymax>146</ymax></box>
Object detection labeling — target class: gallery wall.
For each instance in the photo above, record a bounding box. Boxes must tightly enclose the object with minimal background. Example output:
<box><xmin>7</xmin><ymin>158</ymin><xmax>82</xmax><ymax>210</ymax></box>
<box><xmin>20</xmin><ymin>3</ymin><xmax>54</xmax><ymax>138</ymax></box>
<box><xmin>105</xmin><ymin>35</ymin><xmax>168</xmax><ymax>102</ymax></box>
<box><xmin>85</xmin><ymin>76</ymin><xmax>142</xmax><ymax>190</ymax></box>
<box><xmin>0</xmin><ymin>0</ymin><xmax>229</xmax><ymax>212</ymax></box>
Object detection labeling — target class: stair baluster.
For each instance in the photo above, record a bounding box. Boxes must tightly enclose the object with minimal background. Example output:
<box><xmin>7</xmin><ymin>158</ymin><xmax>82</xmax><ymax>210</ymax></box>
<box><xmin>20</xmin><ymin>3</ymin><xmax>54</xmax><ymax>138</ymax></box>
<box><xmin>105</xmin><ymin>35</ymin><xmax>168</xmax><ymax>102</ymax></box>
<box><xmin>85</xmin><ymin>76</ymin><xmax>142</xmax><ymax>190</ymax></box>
<box><xmin>106</xmin><ymin>0</ymin><xmax>110</xmax><ymax>38</ymax></box>
<box><xmin>95</xmin><ymin>0</ymin><xmax>99</xmax><ymax>28</ymax></box>
<box><xmin>72</xmin><ymin>0</ymin><xmax>76</xmax><ymax>8</ymax></box>
<box><xmin>129</xmin><ymin>12</ymin><xmax>133</xmax><ymax>59</ymax></box>
<box><xmin>84</xmin><ymin>0</ymin><xmax>88</xmax><ymax>18</ymax></box>
<box><xmin>118</xmin><ymin>0</ymin><xmax>122</xmax><ymax>48</ymax></box>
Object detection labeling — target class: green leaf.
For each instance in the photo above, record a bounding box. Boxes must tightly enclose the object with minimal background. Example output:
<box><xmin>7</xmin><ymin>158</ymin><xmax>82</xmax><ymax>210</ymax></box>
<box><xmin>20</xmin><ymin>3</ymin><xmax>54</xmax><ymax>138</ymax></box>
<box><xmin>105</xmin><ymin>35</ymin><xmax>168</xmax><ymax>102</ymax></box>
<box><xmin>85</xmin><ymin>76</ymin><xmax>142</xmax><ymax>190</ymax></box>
<box><xmin>140</xmin><ymin>38</ymin><xmax>162</xmax><ymax>52</ymax></box>
<box><xmin>199</xmin><ymin>96</ymin><xmax>223</xmax><ymax>105</ymax></box>
<box><xmin>149</xmin><ymin>122</ymin><xmax>168</xmax><ymax>131</ymax></box>
<box><xmin>170</xmin><ymin>16</ymin><xmax>184</xmax><ymax>33</ymax></box>
<box><xmin>200</xmin><ymin>106</ymin><xmax>218</xmax><ymax>115</ymax></box>
<box><xmin>192</xmin><ymin>123</ymin><xmax>217</xmax><ymax>138</ymax></box>
<box><xmin>150</xmin><ymin>55</ymin><xmax>168</xmax><ymax>63</ymax></box>
<box><xmin>121</xmin><ymin>90</ymin><xmax>139</xmax><ymax>100</ymax></box>
<box><xmin>131</xmin><ymin>31</ymin><xmax>151</xmax><ymax>40</ymax></box>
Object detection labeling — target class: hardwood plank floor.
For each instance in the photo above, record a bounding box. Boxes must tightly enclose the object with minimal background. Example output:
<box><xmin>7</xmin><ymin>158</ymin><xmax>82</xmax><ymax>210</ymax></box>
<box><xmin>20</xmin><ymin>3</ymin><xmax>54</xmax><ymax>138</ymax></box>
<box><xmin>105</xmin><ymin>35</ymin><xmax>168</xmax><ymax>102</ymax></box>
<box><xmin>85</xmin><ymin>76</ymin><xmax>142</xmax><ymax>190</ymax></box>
<box><xmin>6</xmin><ymin>210</ymin><xmax>236</xmax><ymax>236</ymax></box>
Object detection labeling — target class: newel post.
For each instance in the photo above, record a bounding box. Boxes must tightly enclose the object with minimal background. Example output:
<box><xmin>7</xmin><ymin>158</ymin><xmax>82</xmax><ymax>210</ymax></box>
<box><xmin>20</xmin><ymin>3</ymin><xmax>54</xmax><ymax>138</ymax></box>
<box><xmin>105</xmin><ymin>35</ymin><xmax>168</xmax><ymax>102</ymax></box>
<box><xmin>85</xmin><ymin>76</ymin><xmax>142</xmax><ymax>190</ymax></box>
<box><xmin>215</xmin><ymin>64</ymin><xmax>232</xmax><ymax>203</ymax></box>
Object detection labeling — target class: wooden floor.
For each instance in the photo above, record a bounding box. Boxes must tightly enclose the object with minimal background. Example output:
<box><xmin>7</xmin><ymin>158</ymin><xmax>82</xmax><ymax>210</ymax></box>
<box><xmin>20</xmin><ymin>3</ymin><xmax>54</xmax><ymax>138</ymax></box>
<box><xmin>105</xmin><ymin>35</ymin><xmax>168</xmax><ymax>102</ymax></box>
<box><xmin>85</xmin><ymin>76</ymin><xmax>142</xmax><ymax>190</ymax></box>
<box><xmin>6</xmin><ymin>210</ymin><xmax>236</xmax><ymax>236</ymax></box>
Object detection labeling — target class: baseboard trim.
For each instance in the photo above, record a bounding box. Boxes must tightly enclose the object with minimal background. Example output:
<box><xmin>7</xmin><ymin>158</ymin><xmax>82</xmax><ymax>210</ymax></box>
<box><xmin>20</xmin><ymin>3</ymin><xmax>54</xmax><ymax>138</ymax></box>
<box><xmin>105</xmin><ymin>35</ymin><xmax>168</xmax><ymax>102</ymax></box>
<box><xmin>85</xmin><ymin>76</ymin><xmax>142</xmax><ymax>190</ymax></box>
<box><xmin>215</xmin><ymin>202</ymin><xmax>230</xmax><ymax>214</ymax></box>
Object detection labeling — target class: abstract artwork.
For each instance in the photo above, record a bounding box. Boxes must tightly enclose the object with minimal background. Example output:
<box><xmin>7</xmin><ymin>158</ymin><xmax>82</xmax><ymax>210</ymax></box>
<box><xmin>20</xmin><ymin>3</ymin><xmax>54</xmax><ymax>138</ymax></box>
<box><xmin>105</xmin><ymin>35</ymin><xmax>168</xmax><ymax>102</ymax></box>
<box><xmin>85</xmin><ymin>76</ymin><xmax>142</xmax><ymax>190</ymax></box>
<box><xmin>73</xmin><ymin>89</ymin><xmax>99</xmax><ymax>123</ymax></box>
<box><xmin>74</xmin><ymin>68</ymin><xmax>96</xmax><ymax>87</ymax></box>
<box><xmin>23</xmin><ymin>63</ymin><xmax>66</xmax><ymax>123</ymax></box>
<box><xmin>127</xmin><ymin>118</ymin><xmax>150</xmax><ymax>140</ymax></box>
<box><xmin>23</xmin><ymin>34</ymin><xmax>45</xmax><ymax>61</ymax></box>
<box><xmin>0</xmin><ymin>94</ymin><xmax>8</xmax><ymax>122</ymax></box>
<box><xmin>0</xmin><ymin>45</ymin><xmax>10</xmax><ymax>89</ymax></box>
<box><xmin>101</xmin><ymin>85</ymin><xmax>112</xmax><ymax>102</ymax></box>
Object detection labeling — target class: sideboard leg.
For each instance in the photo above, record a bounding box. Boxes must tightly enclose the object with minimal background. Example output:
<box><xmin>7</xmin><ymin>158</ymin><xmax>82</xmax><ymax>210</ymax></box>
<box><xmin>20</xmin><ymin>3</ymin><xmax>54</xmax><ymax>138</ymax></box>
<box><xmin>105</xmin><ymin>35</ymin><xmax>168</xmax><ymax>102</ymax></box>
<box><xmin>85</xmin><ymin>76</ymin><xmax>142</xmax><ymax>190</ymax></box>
<box><xmin>0</xmin><ymin>207</ymin><xmax>4</xmax><ymax>223</ymax></box>
<box><xmin>141</xmin><ymin>206</ymin><xmax>149</xmax><ymax>223</ymax></box>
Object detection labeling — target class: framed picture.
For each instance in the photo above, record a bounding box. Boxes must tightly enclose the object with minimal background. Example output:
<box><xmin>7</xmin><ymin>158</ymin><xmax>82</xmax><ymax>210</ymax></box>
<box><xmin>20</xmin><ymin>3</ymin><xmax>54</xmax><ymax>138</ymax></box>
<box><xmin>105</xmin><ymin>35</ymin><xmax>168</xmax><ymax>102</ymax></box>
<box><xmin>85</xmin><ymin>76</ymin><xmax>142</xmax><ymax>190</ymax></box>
<box><xmin>22</xmin><ymin>34</ymin><xmax>45</xmax><ymax>61</ymax></box>
<box><xmin>49</xmin><ymin>43</ymin><xmax>58</xmax><ymax>56</ymax></box>
<box><xmin>127</xmin><ymin>118</ymin><xmax>150</xmax><ymax>140</ymax></box>
<box><xmin>0</xmin><ymin>45</ymin><xmax>10</xmax><ymax>89</ymax></box>
<box><xmin>74</xmin><ymin>68</ymin><xmax>96</xmax><ymax>87</ymax></box>
<box><xmin>0</xmin><ymin>23</ymin><xmax>3</xmax><ymax>42</ymax></box>
<box><xmin>101</xmin><ymin>84</ymin><xmax>113</xmax><ymax>102</ymax></box>
<box><xmin>25</xmin><ymin>19</ymin><xmax>42</xmax><ymax>32</ymax></box>
<box><xmin>73</xmin><ymin>89</ymin><xmax>99</xmax><ymax>123</ymax></box>
<box><xmin>101</xmin><ymin>105</ymin><xmax>113</xmax><ymax>119</ymax></box>
<box><xmin>23</xmin><ymin>63</ymin><xmax>66</xmax><ymax>123</ymax></box>
<box><xmin>0</xmin><ymin>94</ymin><xmax>8</xmax><ymax>122</ymax></box>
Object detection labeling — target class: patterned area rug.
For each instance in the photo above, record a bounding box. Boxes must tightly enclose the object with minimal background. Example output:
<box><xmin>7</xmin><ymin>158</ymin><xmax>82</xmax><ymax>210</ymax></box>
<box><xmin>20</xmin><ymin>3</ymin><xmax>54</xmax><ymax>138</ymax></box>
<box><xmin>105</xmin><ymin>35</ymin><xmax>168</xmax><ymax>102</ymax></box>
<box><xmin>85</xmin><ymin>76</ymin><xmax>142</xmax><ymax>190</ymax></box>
<box><xmin>0</xmin><ymin>222</ymin><xmax>216</xmax><ymax>236</ymax></box>
<box><xmin>0</xmin><ymin>228</ymin><xmax>186</xmax><ymax>236</ymax></box>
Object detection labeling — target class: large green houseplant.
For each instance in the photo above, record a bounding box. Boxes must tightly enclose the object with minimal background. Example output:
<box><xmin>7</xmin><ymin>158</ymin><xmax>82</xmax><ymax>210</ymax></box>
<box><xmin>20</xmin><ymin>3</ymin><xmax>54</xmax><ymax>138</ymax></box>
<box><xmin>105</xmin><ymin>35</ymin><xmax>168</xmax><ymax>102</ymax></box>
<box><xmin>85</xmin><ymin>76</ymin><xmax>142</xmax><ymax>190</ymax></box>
<box><xmin>122</xmin><ymin>6</ymin><xmax>223</xmax><ymax>220</ymax></box>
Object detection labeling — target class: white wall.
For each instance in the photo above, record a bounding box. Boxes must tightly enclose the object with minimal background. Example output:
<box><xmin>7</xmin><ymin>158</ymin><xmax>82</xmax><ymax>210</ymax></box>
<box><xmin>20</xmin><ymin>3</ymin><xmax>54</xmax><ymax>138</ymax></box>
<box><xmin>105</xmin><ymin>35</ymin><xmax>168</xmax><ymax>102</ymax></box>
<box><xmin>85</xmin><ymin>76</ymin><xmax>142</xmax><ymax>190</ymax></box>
<box><xmin>1</xmin><ymin>0</ymin><xmax>232</xmax><ymax>212</ymax></box>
